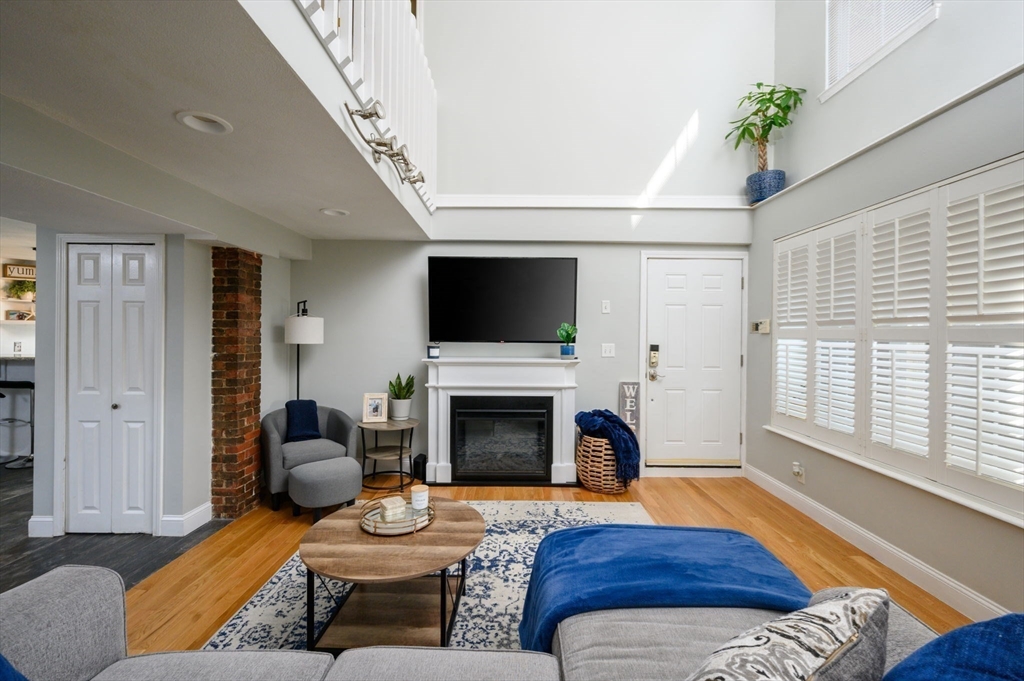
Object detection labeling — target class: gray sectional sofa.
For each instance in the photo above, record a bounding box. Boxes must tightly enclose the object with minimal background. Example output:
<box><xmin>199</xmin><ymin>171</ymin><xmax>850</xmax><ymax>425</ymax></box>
<box><xmin>0</xmin><ymin>565</ymin><xmax>938</xmax><ymax>681</ymax></box>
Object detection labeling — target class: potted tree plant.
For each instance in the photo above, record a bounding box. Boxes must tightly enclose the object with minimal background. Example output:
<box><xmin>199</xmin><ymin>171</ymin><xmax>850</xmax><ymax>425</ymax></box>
<box><xmin>557</xmin><ymin>322</ymin><xmax>577</xmax><ymax>358</ymax></box>
<box><xmin>388</xmin><ymin>373</ymin><xmax>415</xmax><ymax>421</ymax></box>
<box><xmin>726</xmin><ymin>82</ymin><xmax>806</xmax><ymax>204</ymax></box>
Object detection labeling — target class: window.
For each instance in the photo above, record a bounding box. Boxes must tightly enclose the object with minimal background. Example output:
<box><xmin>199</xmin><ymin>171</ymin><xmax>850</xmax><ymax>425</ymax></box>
<box><xmin>771</xmin><ymin>158</ymin><xmax>1024</xmax><ymax>522</ymax></box>
<box><xmin>824</xmin><ymin>0</ymin><xmax>937</xmax><ymax>101</ymax></box>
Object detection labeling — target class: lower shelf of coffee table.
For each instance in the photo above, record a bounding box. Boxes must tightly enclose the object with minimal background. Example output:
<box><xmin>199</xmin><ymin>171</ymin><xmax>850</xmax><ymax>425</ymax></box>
<box><xmin>316</xmin><ymin>575</ymin><xmax>461</xmax><ymax>651</ymax></box>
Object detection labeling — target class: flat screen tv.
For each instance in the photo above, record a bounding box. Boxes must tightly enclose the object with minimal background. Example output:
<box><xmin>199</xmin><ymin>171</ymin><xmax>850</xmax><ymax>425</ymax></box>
<box><xmin>428</xmin><ymin>257</ymin><xmax>577</xmax><ymax>343</ymax></box>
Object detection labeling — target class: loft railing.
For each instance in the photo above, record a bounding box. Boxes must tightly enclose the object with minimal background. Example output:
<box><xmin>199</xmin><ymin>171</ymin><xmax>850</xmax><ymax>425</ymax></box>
<box><xmin>296</xmin><ymin>0</ymin><xmax>437</xmax><ymax>213</ymax></box>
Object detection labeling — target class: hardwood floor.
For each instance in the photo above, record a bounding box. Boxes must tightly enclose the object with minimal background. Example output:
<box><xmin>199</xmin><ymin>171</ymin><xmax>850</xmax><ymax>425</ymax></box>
<box><xmin>125</xmin><ymin>477</ymin><xmax>971</xmax><ymax>654</ymax></box>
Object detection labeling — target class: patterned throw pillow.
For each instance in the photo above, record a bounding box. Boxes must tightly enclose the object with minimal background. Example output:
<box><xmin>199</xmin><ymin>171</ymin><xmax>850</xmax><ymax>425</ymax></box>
<box><xmin>685</xmin><ymin>588</ymin><xmax>890</xmax><ymax>681</ymax></box>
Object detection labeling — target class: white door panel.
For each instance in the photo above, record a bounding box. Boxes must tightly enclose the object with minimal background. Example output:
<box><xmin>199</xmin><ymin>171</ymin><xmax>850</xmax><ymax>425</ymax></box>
<box><xmin>66</xmin><ymin>243</ymin><xmax>159</xmax><ymax>534</ymax></box>
<box><xmin>646</xmin><ymin>259</ymin><xmax>742</xmax><ymax>465</ymax></box>
<box><xmin>67</xmin><ymin>245</ymin><xmax>114</xmax><ymax>532</ymax></box>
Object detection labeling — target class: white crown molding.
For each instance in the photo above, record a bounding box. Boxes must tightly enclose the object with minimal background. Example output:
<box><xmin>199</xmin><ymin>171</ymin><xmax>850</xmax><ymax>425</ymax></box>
<box><xmin>745</xmin><ymin>465</ymin><xmax>1011</xmax><ymax>622</ymax></box>
<box><xmin>160</xmin><ymin>502</ymin><xmax>213</xmax><ymax>537</ymax></box>
<box><xmin>433</xmin><ymin>194</ymin><xmax>750</xmax><ymax>210</ymax></box>
<box><xmin>27</xmin><ymin>515</ymin><xmax>55</xmax><ymax>538</ymax></box>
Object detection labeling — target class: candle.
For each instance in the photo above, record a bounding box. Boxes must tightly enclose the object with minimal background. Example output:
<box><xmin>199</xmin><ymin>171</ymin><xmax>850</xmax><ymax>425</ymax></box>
<box><xmin>411</xmin><ymin>484</ymin><xmax>429</xmax><ymax>511</ymax></box>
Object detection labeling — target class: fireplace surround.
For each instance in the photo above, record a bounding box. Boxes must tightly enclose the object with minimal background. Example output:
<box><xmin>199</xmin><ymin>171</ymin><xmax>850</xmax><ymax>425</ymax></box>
<box><xmin>423</xmin><ymin>357</ymin><xmax>580</xmax><ymax>484</ymax></box>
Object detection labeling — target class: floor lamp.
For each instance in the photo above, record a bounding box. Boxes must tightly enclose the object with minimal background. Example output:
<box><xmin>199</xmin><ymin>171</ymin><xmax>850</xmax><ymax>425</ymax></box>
<box><xmin>284</xmin><ymin>300</ymin><xmax>324</xmax><ymax>399</ymax></box>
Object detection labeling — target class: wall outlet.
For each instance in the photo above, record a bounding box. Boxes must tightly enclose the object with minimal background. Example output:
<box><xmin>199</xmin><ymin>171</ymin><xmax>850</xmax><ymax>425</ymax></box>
<box><xmin>601</xmin><ymin>300</ymin><xmax>611</xmax><ymax>314</ymax></box>
<box><xmin>792</xmin><ymin>461</ymin><xmax>805</xmax><ymax>484</ymax></box>
<box><xmin>752</xmin><ymin>319</ymin><xmax>771</xmax><ymax>334</ymax></box>
<box><xmin>601</xmin><ymin>343</ymin><xmax>615</xmax><ymax>358</ymax></box>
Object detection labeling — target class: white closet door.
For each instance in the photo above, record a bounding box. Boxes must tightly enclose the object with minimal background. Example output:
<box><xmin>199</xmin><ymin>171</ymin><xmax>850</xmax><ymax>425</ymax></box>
<box><xmin>66</xmin><ymin>243</ymin><xmax>160</xmax><ymax>534</ymax></box>
<box><xmin>645</xmin><ymin>259</ymin><xmax>743</xmax><ymax>466</ymax></box>
<box><xmin>110</xmin><ymin>245</ymin><xmax>159</xmax><ymax>533</ymax></box>
<box><xmin>66</xmin><ymin>245</ymin><xmax>114</xmax><ymax>533</ymax></box>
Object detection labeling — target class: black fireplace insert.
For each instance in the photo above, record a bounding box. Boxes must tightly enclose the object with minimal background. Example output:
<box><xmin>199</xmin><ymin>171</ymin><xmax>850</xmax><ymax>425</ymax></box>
<box><xmin>450</xmin><ymin>396</ymin><xmax>553</xmax><ymax>483</ymax></box>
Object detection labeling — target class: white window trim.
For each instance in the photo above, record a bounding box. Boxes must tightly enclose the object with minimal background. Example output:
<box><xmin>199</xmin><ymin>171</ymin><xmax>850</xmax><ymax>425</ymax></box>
<box><xmin>819</xmin><ymin>3</ymin><xmax>941</xmax><ymax>104</ymax></box>
<box><xmin>764</xmin><ymin>425</ymin><xmax>1023</xmax><ymax>528</ymax></box>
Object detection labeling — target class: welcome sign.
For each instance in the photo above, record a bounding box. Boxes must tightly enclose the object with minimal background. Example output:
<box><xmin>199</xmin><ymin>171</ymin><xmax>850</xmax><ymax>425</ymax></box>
<box><xmin>619</xmin><ymin>382</ymin><xmax>640</xmax><ymax>433</ymax></box>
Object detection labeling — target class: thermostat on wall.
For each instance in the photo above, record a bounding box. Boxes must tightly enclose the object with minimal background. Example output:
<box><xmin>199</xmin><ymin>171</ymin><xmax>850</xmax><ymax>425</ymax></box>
<box><xmin>427</xmin><ymin>345</ymin><xmax>441</xmax><ymax>359</ymax></box>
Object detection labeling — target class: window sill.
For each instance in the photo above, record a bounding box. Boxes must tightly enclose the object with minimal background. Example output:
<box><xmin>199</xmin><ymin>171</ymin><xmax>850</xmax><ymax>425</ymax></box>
<box><xmin>819</xmin><ymin>4</ymin><xmax>941</xmax><ymax>104</ymax></box>
<box><xmin>762</xmin><ymin>425</ymin><xmax>1024</xmax><ymax>528</ymax></box>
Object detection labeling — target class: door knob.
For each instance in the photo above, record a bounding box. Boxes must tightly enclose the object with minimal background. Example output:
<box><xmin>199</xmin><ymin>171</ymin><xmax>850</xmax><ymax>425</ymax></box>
<box><xmin>111</xmin><ymin>403</ymin><xmax>120</xmax><ymax>410</ymax></box>
<box><xmin>648</xmin><ymin>369</ymin><xmax>664</xmax><ymax>381</ymax></box>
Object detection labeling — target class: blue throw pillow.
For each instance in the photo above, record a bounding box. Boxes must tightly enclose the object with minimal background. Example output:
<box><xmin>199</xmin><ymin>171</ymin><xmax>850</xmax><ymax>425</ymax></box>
<box><xmin>0</xmin><ymin>653</ymin><xmax>29</xmax><ymax>681</ymax></box>
<box><xmin>285</xmin><ymin>399</ymin><xmax>321</xmax><ymax>443</ymax></box>
<box><xmin>884</xmin><ymin>613</ymin><xmax>1024</xmax><ymax>681</ymax></box>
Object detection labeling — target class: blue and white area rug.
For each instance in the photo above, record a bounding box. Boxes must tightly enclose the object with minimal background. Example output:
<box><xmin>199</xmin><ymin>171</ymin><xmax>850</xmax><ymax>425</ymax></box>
<box><xmin>205</xmin><ymin>501</ymin><xmax>653</xmax><ymax>651</ymax></box>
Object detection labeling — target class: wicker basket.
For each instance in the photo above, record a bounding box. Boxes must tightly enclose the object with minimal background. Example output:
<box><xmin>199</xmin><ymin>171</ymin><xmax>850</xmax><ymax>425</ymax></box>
<box><xmin>575</xmin><ymin>433</ymin><xmax>628</xmax><ymax>495</ymax></box>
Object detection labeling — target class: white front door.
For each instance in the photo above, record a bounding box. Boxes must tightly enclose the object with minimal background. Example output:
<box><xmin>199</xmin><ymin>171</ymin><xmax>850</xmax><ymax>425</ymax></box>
<box><xmin>66</xmin><ymin>243</ymin><xmax>160</xmax><ymax>533</ymax></box>
<box><xmin>645</xmin><ymin>258</ymin><xmax>743</xmax><ymax>466</ymax></box>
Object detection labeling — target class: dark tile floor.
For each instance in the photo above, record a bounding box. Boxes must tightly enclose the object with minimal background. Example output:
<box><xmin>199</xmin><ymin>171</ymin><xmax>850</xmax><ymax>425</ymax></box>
<box><xmin>0</xmin><ymin>464</ymin><xmax>229</xmax><ymax>593</ymax></box>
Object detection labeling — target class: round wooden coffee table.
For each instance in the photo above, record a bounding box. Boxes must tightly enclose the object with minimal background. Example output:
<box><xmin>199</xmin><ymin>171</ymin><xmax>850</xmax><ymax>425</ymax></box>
<box><xmin>299</xmin><ymin>496</ymin><xmax>485</xmax><ymax>652</ymax></box>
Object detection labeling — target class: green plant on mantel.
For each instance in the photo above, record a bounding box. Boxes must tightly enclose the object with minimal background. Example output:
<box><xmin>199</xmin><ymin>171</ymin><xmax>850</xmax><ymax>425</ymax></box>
<box><xmin>5</xmin><ymin>279</ymin><xmax>35</xmax><ymax>299</ymax></box>
<box><xmin>556</xmin><ymin>322</ymin><xmax>577</xmax><ymax>345</ymax></box>
<box><xmin>725</xmin><ymin>83</ymin><xmax>806</xmax><ymax>173</ymax></box>
<box><xmin>389</xmin><ymin>373</ymin><xmax>415</xmax><ymax>400</ymax></box>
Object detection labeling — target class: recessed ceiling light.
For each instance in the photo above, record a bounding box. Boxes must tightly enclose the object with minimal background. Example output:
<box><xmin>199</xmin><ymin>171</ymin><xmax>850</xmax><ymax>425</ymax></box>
<box><xmin>175</xmin><ymin>111</ymin><xmax>233</xmax><ymax>135</ymax></box>
<box><xmin>319</xmin><ymin>208</ymin><xmax>350</xmax><ymax>217</ymax></box>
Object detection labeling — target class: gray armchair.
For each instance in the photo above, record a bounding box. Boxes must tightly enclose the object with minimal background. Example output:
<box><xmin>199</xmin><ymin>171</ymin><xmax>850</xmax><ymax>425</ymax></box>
<box><xmin>261</xmin><ymin>406</ymin><xmax>359</xmax><ymax>511</ymax></box>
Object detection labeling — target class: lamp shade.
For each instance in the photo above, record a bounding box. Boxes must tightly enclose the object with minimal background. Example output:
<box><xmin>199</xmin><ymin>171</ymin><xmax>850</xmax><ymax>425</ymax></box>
<box><xmin>285</xmin><ymin>315</ymin><xmax>324</xmax><ymax>345</ymax></box>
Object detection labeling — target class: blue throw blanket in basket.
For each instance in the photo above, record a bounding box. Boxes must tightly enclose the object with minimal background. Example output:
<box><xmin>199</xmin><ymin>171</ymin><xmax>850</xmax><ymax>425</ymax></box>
<box><xmin>575</xmin><ymin>409</ymin><xmax>640</xmax><ymax>483</ymax></box>
<box><xmin>518</xmin><ymin>524</ymin><xmax>812</xmax><ymax>653</ymax></box>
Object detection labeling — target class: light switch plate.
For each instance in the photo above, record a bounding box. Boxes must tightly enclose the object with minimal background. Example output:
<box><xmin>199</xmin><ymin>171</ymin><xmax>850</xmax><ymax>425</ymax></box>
<box><xmin>751</xmin><ymin>319</ymin><xmax>771</xmax><ymax>334</ymax></box>
<box><xmin>601</xmin><ymin>343</ymin><xmax>615</xmax><ymax>357</ymax></box>
<box><xmin>13</xmin><ymin>342</ymin><xmax>22</xmax><ymax>353</ymax></box>
<box><xmin>601</xmin><ymin>300</ymin><xmax>611</xmax><ymax>314</ymax></box>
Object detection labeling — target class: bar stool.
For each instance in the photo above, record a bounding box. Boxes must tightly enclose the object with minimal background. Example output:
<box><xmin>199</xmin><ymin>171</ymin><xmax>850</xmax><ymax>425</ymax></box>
<box><xmin>0</xmin><ymin>380</ymin><xmax>34</xmax><ymax>469</ymax></box>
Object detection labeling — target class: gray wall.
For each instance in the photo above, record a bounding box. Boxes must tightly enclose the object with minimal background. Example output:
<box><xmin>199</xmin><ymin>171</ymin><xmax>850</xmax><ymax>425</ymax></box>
<box><xmin>748</xmin><ymin>74</ymin><xmax>1024</xmax><ymax>611</ymax></box>
<box><xmin>31</xmin><ymin>226</ymin><xmax>56</xmax><ymax>518</ymax></box>
<box><xmin>290</xmin><ymin>240</ymin><xmax>743</xmax><ymax>459</ymax></box>
<box><xmin>774</xmin><ymin>0</ymin><xmax>1024</xmax><ymax>183</ymax></box>
<box><xmin>182</xmin><ymin>240</ymin><xmax>213</xmax><ymax>513</ymax></box>
<box><xmin>261</xmin><ymin>255</ymin><xmax>293</xmax><ymax>414</ymax></box>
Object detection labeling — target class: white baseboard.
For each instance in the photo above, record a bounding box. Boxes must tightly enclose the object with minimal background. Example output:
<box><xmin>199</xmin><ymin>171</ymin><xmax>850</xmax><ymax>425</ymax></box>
<box><xmin>745</xmin><ymin>465</ymin><xmax>1010</xmax><ymax>622</ymax></box>
<box><xmin>160</xmin><ymin>502</ymin><xmax>213</xmax><ymax>537</ymax></box>
<box><xmin>27</xmin><ymin>515</ymin><xmax>55</xmax><ymax>537</ymax></box>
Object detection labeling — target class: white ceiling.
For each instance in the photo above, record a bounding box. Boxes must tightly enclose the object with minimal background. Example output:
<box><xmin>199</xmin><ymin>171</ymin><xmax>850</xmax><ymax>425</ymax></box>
<box><xmin>0</xmin><ymin>0</ymin><xmax>426</xmax><ymax>242</ymax></box>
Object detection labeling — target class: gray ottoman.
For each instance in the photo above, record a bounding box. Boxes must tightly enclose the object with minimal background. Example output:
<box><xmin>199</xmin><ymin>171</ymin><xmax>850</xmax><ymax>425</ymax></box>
<box><xmin>288</xmin><ymin>457</ymin><xmax>362</xmax><ymax>521</ymax></box>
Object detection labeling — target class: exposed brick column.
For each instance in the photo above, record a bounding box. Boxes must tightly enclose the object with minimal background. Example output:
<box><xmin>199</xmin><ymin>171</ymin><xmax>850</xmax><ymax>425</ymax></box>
<box><xmin>210</xmin><ymin>247</ymin><xmax>262</xmax><ymax>519</ymax></box>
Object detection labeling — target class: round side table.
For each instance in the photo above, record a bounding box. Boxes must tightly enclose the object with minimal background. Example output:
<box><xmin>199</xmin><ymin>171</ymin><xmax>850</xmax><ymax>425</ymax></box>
<box><xmin>358</xmin><ymin>418</ymin><xmax>419</xmax><ymax>491</ymax></box>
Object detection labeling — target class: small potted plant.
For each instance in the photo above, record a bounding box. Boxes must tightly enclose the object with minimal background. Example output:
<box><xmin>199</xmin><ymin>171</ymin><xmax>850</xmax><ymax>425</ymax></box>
<box><xmin>725</xmin><ymin>82</ymin><xmax>806</xmax><ymax>204</ymax></box>
<box><xmin>388</xmin><ymin>373</ymin><xmax>415</xmax><ymax>421</ymax></box>
<box><xmin>4</xmin><ymin>280</ymin><xmax>35</xmax><ymax>302</ymax></box>
<box><xmin>557</xmin><ymin>322</ymin><xmax>577</xmax><ymax>358</ymax></box>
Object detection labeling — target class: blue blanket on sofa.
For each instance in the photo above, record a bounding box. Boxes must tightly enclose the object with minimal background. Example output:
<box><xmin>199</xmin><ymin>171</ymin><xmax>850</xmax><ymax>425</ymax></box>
<box><xmin>518</xmin><ymin>524</ymin><xmax>812</xmax><ymax>653</ymax></box>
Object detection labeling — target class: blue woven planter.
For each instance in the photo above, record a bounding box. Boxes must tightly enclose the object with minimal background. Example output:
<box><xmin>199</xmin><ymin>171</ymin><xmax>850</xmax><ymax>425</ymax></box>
<box><xmin>746</xmin><ymin>170</ymin><xmax>786</xmax><ymax>204</ymax></box>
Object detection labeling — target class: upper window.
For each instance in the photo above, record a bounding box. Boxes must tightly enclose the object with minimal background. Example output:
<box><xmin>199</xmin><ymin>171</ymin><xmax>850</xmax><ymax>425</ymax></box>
<box><xmin>824</xmin><ymin>0</ymin><xmax>938</xmax><ymax>101</ymax></box>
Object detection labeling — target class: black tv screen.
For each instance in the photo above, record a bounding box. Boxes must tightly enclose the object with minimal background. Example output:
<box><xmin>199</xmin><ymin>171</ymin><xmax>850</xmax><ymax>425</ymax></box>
<box><xmin>428</xmin><ymin>257</ymin><xmax>577</xmax><ymax>343</ymax></box>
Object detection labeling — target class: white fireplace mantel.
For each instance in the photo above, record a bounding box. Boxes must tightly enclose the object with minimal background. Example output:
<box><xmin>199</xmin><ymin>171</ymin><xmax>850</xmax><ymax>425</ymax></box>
<box><xmin>423</xmin><ymin>357</ymin><xmax>580</xmax><ymax>484</ymax></box>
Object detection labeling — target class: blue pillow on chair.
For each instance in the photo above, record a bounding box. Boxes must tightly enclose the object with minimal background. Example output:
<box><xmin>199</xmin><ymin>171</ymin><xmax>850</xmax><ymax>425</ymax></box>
<box><xmin>884</xmin><ymin>613</ymin><xmax>1024</xmax><ymax>681</ymax></box>
<box><xmin>285</xmin><ymin>399</ymin><xmax>321</xmax><ymax>443</ymax></box>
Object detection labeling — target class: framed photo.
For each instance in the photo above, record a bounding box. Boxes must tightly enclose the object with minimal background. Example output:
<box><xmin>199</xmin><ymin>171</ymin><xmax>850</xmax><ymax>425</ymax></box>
<box><xmin>363</xmin><ymin>393</ymin><xmax>388</xmax><ymax>423</ymax></box>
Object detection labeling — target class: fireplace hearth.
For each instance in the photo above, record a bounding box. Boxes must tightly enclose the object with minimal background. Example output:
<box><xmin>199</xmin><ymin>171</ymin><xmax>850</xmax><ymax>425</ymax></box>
<box><xmin>450</xmin><ymin>396</ymin><xmax>553</xmax><ymax>483</ymax></box>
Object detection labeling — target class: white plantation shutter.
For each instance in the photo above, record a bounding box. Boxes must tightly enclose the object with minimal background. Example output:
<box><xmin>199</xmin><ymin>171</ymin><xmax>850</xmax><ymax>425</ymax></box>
<box><xmin>946</xmin><ymin>179</ymin><xmax>1024</xmax><ymax>325</ymax></box>
<box><xmin>776</xmin><ymin>245</ymin><xmax>809</xmax><ymax>328</ymax></box>
<box><xmin>817</xmin><ymin>230</ymin><xmax>858</xmax><ymax>325</ymax></box>
<box><xmin>872</xmin><ymin>209</ymin><xmax>931</xmax><ymax>324</ymax></box>
<box><xmin>815</xmin><ymin>341</ymin><xmax>856</xmax><ymax>433</ymax></box>
<box><xmin>775</xmin><ymin>339</ymin><xmax>808</xmax><ymax>419</ymax></box>
<box><xmin>945</xmin><ymin>345</ymin><xmax>1024</xmax><ymax>487</ymax></box>
<box><xmin>871</xmin><ymin>342</ymin><xmax>929</xmax><ymax>456</ymax></box>
<box><xmin>826</xmin><ymin>0</ymin><xmax>934</xmax><ymax>87</ymax></box>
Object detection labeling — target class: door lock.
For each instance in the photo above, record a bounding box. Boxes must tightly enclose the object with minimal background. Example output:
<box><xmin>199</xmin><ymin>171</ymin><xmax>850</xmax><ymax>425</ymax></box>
<box><xmin>648</xmin><ymin>368</ymin><xmax>664</xmax><ymax>381</ymax></box>
<box><xmin>111</xmin><ymin>404</ymin><xmax>120</xmax><ymax>410</ymax></box>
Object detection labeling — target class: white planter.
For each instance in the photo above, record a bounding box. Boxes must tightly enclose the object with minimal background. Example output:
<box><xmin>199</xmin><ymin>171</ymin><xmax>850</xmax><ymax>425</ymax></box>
<box><xmin>390</xmin><ymin>398</ymin><xmax>412</xmax><ymax>421</ymax></box>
